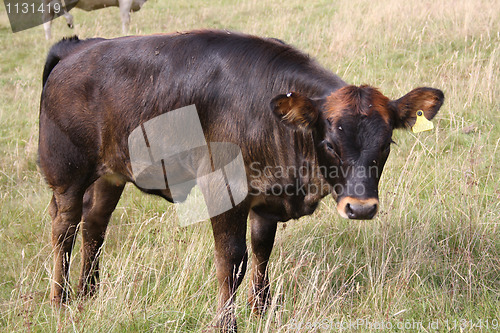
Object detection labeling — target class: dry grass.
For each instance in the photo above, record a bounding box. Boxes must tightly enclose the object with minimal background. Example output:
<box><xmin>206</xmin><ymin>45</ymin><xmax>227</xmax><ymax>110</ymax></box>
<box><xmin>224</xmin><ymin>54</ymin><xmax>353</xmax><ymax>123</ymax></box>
<box><xmin>0</xmin><ymin>0</ymin><xmax>499</xmax><ymax>331</ymax></box>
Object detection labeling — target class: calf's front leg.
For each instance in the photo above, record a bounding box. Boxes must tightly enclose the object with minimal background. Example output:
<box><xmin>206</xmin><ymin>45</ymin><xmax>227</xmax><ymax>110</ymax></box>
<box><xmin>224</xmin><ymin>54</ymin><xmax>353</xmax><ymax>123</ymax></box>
<box><xmin>210</xmin><ymin>206</ymin><xmax>249</xmax><ymax>333</ymax></box>
<box><xmin>248</xmin><ymin>210</ymin><xmax>277</xmax><ymax>315</ymax></box>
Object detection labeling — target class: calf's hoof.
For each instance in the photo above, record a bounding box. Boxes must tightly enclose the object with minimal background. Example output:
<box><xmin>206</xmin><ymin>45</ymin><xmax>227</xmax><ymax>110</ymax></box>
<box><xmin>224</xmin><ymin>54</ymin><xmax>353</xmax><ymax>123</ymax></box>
<box><xmin>216</xmin><ymin>311</ymin><xmax>237</xmax><ymax>333</ymax></box>
<box><xmin>248</xmin><ymin>286</ymin><xmax>271</xmax><ymax>316</ymax></box>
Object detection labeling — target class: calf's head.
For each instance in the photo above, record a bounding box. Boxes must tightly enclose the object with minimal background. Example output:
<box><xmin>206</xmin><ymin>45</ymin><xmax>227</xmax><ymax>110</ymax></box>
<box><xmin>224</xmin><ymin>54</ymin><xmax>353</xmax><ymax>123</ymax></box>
<box><xmin>271</xmin><ymin>85</ymin><xmax>444</xmax><ymax>220</ymax></box>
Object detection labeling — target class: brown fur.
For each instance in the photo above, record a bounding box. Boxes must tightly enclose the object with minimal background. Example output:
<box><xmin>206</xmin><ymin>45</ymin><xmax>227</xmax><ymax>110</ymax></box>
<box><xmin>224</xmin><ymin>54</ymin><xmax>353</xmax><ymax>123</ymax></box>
<box><xmin>324</xmin><ymin>85</ymin><xmax>392</xmax><ymax>124</ymax></box>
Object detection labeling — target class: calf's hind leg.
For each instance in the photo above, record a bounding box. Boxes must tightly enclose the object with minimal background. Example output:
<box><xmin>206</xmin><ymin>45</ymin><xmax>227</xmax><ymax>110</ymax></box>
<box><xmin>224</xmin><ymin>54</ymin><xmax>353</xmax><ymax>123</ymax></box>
<box><xmin>49</xmin><ymin>188</ymin><xmax>85</xmax><ymax>305</ymax></box>
<box><xmin>78</xmin><ymin>177</ymin><xmax>125</xmax><ymax>297</ymax></box>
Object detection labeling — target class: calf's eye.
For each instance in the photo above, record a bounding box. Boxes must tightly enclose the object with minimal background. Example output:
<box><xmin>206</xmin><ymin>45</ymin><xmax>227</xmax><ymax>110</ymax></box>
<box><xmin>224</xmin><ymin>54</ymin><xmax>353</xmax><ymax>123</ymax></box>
<box><xmin>323</xmin><ymin>141</ymin><xmax>343</xmax><ymax>164</ymax></box>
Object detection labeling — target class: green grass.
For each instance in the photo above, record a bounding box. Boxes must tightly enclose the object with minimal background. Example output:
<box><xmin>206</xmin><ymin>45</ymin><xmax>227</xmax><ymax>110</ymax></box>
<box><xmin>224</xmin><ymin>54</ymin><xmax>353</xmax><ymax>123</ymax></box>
<box><xmin>0</xmin><ymin>0</ymin><xmax>499</xmax><ymax>331</ymax></box>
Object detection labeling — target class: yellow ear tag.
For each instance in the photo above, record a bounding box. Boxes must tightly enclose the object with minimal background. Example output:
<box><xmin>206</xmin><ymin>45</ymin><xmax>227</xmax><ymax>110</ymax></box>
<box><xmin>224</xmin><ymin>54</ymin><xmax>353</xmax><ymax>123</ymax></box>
<box><xmin>412</xmin><ymin>110</ymin><xmax>434</xmax><ymax>133</ymax></box>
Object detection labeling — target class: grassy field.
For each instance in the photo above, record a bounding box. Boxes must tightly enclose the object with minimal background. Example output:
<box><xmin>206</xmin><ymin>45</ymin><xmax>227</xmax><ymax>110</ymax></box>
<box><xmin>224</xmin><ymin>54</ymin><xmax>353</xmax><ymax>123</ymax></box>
<box><xmin>0</xmin><ymin>0</ymin><xmax>499</xmax><ymax>331</ymax></box>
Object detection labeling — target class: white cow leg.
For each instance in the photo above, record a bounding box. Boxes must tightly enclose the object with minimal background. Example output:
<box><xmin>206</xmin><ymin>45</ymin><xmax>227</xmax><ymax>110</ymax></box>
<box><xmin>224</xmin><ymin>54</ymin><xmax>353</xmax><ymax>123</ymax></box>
<box><xmin>43</xmin><ymin>21</ymin><xmax>52</xmax><ymax>40</ymax></box>
<box><xmin>119</xmin><ymin>0</ymin><xmax>132</xmax><ymax>34</ymax></box>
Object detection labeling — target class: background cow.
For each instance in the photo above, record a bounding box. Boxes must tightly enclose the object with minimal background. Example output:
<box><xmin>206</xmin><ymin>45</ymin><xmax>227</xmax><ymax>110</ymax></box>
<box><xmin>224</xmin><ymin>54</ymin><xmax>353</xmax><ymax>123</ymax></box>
<box><xmin>42</xmin><ymin>0</ymin><xmax>147</xmax><ymax>39</ymax></box>
<box><xmin>39</xmin><ymin>31</ymin><xmax>443</xmax><ymax>332</ymax></box>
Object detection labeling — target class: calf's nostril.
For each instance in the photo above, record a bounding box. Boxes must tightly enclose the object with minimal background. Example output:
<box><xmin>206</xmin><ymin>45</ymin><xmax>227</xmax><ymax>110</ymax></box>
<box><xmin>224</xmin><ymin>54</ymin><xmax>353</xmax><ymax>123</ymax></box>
<box><xmin>368</xmin><ymin>204</ymin><xmax>378</xmax><ymax>217</ymax></box>
<box><xmin>345</xmin><ymin>203</ymin><xmax>356</xmax><ymax>219</ymax></box>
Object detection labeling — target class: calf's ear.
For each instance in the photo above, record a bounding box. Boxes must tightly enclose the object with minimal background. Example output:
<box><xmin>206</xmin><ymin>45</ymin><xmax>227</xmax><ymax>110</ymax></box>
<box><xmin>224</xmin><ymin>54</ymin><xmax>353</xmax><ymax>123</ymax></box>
<box><xmin>271</xmin><ymin>92</ymin><xmax>319</xmax><ymax>130</ymax></box>
<box><xmin>389</xmin><ymin>87</ymin><xmax>444</xmax><ymax>129</ymax></box>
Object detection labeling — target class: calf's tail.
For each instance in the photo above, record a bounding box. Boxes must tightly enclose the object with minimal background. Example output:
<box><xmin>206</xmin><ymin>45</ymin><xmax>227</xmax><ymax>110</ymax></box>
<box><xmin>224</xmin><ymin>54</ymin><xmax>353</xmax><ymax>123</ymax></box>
<box><xmin>42</xmin><ymin>36</ymin><xmax>104</xmax><ymax>87</ymax></box>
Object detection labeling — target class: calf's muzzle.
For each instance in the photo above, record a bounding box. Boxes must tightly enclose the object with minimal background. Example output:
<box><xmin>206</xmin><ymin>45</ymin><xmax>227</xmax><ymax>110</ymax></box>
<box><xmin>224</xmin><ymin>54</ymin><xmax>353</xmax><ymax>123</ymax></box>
<box><xmin>337</xmin><ymin>197</ymin><xmax>379</xmax><ymax>220</ymax></box>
